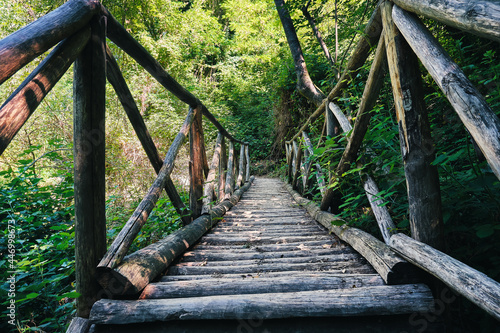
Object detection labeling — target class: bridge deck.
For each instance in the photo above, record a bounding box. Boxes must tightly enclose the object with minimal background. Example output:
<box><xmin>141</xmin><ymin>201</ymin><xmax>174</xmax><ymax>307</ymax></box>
<box><xmin>90</xmin><ymin>178</ymin><xmax>435</xmax><ymax>331</ymax></box>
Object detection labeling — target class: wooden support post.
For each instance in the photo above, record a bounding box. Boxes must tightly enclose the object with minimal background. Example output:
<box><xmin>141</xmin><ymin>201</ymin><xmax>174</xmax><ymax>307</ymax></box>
<box><xmin>218</xmin><ymin>136</ymin><xmax>227</xmax><ymax>201</ymax></box>
<box><xmin>224</xmin><ymin>141</ymin><xmax>235</xmax><ymax>199</ymax></box>
<box><xmin>326</xmin><ymin>100</ymin><xmax>337</xmax><ymax>138</ymax></box>
<box><xmin>292</xmin><ymin>141</ymin><xmax>303</xmax><ymax>192</ymax></box>
<box><xmin>201</xmin><ymin>133</ymin><xmax>223</xmax><ymax>214</ymax></box>
<box><xmin>105</xmin><ymin>48</ymin><xmax>190</xmax><ymax>225</ymax></box>
<box><xmin>245</xmin><ymin>144</ymin><xmax>250</xmax><ymax>182</ymax></box>
<box><xmin>236</xmin><ymin>144</ymin><xmax>245</xmax><ymax>188</ymax></box>
<box><xmin>189</xmin><ymin>107</ymin><xmax>205</xmax><ymax>220</ymax></box>
<box><xmin>73</xmin><ymin>14</ymin><xmax>107</xmax><ymax>318</ymax></box>
<box><xmin>382</xmin><ymin>1</ymin><xmax>443</xmax><ymax>249</ymax></box>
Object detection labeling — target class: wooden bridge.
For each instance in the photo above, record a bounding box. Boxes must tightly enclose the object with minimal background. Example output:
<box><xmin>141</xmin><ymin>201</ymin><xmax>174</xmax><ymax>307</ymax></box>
<box><xmin>1</xmin><ymin>0</ymin><xmax>499</xmax><ymax>332</ymax></box>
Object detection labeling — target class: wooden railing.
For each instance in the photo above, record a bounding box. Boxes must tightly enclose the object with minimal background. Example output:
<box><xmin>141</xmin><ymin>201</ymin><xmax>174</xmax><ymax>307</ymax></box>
<box><xmin>284</xmin><ymin>0</ymin><xmax>500</xmax><ymax>321</ymax></box>
<box><xmin>0</xmin><ymin>0</ymin><xmax>251</xmax><ymax>318</ymax></box>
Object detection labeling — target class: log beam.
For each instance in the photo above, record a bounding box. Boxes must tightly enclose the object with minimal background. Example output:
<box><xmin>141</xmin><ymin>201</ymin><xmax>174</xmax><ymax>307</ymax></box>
<box><xmin>392</xmin><ymin>4</ymin><xmax>500</xmax><ymax>181</ymax></box>
<box><xmin>392</xmin><ymin>0</ymin><xmax>500</xmax><ymax>43</ymax></box>
<box><xmin>390</xmin><ymin>233</ymin><xmax>500</xmax><ymax>321</ymax></box>
<box><xmin>0</xmin><ymin>0</ymin><xmax>99</xmax><ymax>85</ymax></box>
<box><xmin>0</xmin><ymin>28</ymin><xmax>90</xmax><ymax>155</ymax></box>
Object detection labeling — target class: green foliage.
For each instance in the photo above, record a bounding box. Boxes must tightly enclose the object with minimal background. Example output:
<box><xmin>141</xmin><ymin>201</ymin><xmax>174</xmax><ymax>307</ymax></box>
<box><xmin>0</xmin><ymin>146</ymin><xmax>75</xmax><ymax>332</ymax></box>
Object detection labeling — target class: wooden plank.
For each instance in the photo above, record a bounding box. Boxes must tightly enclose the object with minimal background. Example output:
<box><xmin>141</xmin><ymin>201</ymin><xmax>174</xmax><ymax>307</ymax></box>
<box><xmin>285</xmin><ymin>184</ymin><xmax>419</xmax><ymax>284</ymax></box>
<box><xmin>105</xmin><ymin>48</ymin><xmax>190</xmax><ymax>225</ymax></box>
<box><xmin>392</xmin><ymin>4</ymin><xmax>500</xmax><ymax>181</ymax></box>
<box><xmin>90</xmin><ymin>284</ymin><xmax>434</xmax><ymax>324</ymax></box>
<box><xmin>0</xmin><ymin>0</ymin><xmax>99</xmax><ymax>85</ymax></box>
<box><xmin>179</xmin><ymin>248</ymin><xmax>355</xmax><ymax>262</ymax></box>
<box><xmin>192</xmin><ymin>240</ymin><xmax>342</xmax><ymax>252</ymax></box>
<box><xmin>166</xmin><ymin>260</ymin><xmax>372</xmax><ymax>276</ymax></box>
<box><xmin>390</xmin><ymin>233</ymin><xmax>500</xmax><ymax>321</ymax></box>
<box><xmin>392</xmin><ymin>0</ymin><xmax>500</xmax><ymax>43</ymax></box>
<box><xmin>382</xmin><ymin>2</ymin><xmax>444</xmax><ymax>249</ymax></box>
<box><xmin>95</xmin><ymin>179</ymin><xmax>254</xmax><ymax>295</ymax></box>
<box><xmin>161</xmin><ymin>271</ymin><xmax>375</xmax><ymax>281</ymax></box>
<box><xmin>140</xmin><ymin>274</ymin><xmax>385</xmax><ymax>299</ymax></box>
<box><xmin>73</xmin><ymin>15</ymin><xmax>106</xmax><ymax>319</ymax></box>
<box><xmin>0</xmin><ymin>28</ymin><xmax>90</xmax><ymax>155</ymax></box>
<box><xmin>174</xmin><ymin>253</ymin><xmax>360</xmax><ymax>268</ymax></box>
<box><xmin>97</xmin><ymin>107</ymin><xmax>197</xmax><ymax>271</ymax></box>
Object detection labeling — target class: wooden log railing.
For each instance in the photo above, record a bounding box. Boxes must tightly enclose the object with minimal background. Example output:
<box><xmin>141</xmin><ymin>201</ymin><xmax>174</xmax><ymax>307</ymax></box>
<box><xmin>284</xmin><ymin>0</ymin><xmax>500</xmax><ymax>322</ymax></box>
<box><xmin>0</xmin><ymin>0</ymin><xmax>251</xmax><ymax>318</ymax></box>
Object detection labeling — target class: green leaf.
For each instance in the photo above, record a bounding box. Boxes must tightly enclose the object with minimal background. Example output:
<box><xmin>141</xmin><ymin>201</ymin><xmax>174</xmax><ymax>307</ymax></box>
<box><xmin>26</xmin><ymin>292</ymin><xmax>39</xmax><ymax>299</ymax></box>
<box><xmin>476</xmin><ymin>225</ymin><xmax>495</xmax><ymax>238</ymax></box>
<box><xmin>57</xmin><ymin>291</ymin><xmax>81</xmax><ymax>300</ymax></box>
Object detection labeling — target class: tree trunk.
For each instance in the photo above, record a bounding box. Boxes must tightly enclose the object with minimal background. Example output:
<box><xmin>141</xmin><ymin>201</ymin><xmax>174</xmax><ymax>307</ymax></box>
<box><xmin>274</xmin><ymin>0</ymin><xmax>325</xmax><ymax>107</ymax></box>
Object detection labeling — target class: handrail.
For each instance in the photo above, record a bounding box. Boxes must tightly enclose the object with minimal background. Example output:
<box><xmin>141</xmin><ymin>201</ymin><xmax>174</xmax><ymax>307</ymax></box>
<box><xmin>0</xmin><ymin>0</ymin><xmax>251</xmax><ymax>317</ymax></box>
<box><xmin>284</xmin><ymin>0</ymin><xmax>500</xmax><ymax>322</ymax></box>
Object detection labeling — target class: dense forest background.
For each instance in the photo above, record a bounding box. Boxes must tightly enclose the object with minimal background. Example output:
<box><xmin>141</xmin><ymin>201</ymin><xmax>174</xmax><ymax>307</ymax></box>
<box><xmin>0</xmin><ymin>0</ymin><xmax>499</xmax><ymax>331</ymax></box>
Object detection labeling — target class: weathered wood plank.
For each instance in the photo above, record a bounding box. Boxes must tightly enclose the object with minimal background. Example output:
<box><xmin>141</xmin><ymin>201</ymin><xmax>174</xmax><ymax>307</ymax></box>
<box><xmin>95</xmin><ymin>179</ymin><xmax>254</xmax><ymax>295</ymax></box>
<box><xmin>166</xmin><ymin>260</ymin><xmax>371</xmax><ymax>276</ymax></box>
<box><xmin>390</xmin><ymin>233</ymin><xmax>500</xmax><ymax>321</ymax></box>
<box><xmin>0</xmin><ymin>0</ymin><xmax>99</xmax><ymax>85</ymax></box>
<box><xmin>73</xmin><ymin>15</ymin><xmax>106</xmax><ymax>318</ymax></box>
<box><xmin>383</xmin><ymin>2</ymin><xmax>444</xmax><ymax>249</ymax></box>
<box><xmin>179</xmin><ymin>248</ymin><xmax>355</xmax><ymax>262</ymax></box>
<box><xmin>160</xmin><ymin>271</ymin><xmax>375</xmax><ymax>281</ymax></box>
<box><xmin>90</xmin><ymin>284</ymin><xmax>434</xmax><ymax>324</ymax></box>
<box><xmin>392</xmin><ymin>0</ymin><xmax>500</xmax><ymax>43</ymax></box>
<box><xmin>140</xmin><ymin>274</ymin><xmax>385</xmax><ymax>299</ymax></box>
<box><xmin>0</xmin><ymin>28</ymin><xmax>90</xmax><ymax>155</ymax></box>
<box><xmin>175</xmin><ymin>253</ymin><xmax>360</xmax><ymax>267</ymax></box>
<box><xmin>97</xmin><ymin>107</ymin><xmax>197</xmax><ymax>271</ymax></box>
<box><xmin>392</xmin><ymin>4</ymin><xmax>500</xmax><ymax>181</ymax></box>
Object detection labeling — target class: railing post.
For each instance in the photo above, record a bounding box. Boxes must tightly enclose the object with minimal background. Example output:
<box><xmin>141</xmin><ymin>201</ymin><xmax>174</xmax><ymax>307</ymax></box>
<box><xmin>292</xmin><ymin>140</ymin><xmax>303</xmax><ymax>192</ymax></box>
<box><xmin>245</xmin><ymin>144</ymin><xmax>250</xmax><ymax>182</ymax></box>
<box><xmin>218</xmin><ymin>136</ymin><xmax>227</xmax><ymax>200</ymax></box>
<box><xmin>224</xmin><ymin>141</ymin><xmax>235</xmax><ymax>199</ymax></box>
<box><xmin>382</xmin><ymin>1</ymin><xmax>443</xmax><ymax>249</ymax></box>
<box><xmin>189</xmin><ymin>106</ymin><xmax>204</xmax><ymax>220</ymax></box>
<box><xmin>73</xmin><ymin>13</ymin><xmax>107</xmax><ymax>318</ymax></box>
<box><xmin>236</xmin><ymin>144</ymin><xmax>245</xmax><ymax>188</ymax></box>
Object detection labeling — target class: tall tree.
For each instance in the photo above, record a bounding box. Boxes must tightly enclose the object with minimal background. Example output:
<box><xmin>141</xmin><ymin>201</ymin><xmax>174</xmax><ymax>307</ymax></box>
<box><xmin>274</xmin><ymin>0</ymin><xmax>325</xmax><ymax>107</ymax></box>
